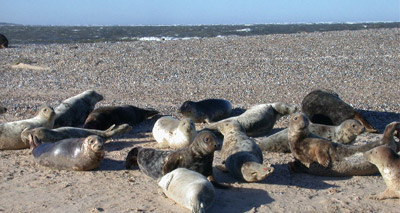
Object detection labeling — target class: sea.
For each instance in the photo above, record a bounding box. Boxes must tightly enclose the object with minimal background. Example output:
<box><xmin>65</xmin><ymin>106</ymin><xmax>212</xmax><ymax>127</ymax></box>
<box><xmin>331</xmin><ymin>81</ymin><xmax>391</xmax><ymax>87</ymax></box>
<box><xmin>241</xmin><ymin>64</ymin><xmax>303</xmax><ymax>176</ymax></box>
<box><xmin>0</xmin><ymin>22</ymin><xmax>398</xmax><ymax>44</ymax></box>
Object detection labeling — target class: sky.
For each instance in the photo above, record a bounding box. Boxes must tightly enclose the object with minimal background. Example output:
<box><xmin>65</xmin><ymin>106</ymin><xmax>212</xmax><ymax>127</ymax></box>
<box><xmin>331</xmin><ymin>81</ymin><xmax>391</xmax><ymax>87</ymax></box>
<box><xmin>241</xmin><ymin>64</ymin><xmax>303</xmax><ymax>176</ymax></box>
<box><xmin>1</xmin><ymin>0</ymin><xmax>399</xmax><ymax>26</ymax></box>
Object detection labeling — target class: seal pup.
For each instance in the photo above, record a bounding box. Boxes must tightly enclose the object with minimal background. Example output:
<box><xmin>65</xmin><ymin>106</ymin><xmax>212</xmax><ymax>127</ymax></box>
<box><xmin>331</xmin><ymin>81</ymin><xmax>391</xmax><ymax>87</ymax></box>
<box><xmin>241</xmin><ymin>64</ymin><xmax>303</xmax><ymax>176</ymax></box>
<box><xmin>301</xmin><ymin>89</ymin><xmax>378</xmax><ymax>133</ymax></box>
<box><xmin>178</xmin><ymin>99</ymin><xmax>232</xmax><ymax>123</ymax></box>
<box><xmin>126</xmin><ymin>131</ymin><xmax>225</xmax><ymax>188</ymax></box>
<box><xmin>215</xmin><ymin>120</ymin><xmax>274</xmax><ymax>182</ymax></box>
<box><xmin>0</xmin><ymin>33</ymin><xmax>8</xmax><ymax>48</ymax></box>
<box><xmin>257</xmin><ymin>119</ymin><xmax>365</xmax><ymax>153</ymax></box>
<box><xmin>0</xmin><ymin>106</ymin><xmax>6</xmax><ymax>114</ymax></box>
<box><xmin>29</xmin><ymin>135</ymin><xmax>105</xmax><ymax>171</ymax></box>
<box><xmin>158</xmin><ymin>168</ymin><xmax>215</xmax><ymax>213</ymax></box>
<box><xmin>209</xmin><ymin>102</ymin><xmax>297</xmax><ymax>137</ymax></box>
<box><xmin>54</xmin><ymin>90</ymin><xmax>103</xmax><ymax>128</ymax></box>
<box><xmin>21</xmin><ymin>124</ymin><xmax>132</xmax><ymax>144</ymax></box>
<box><xmin>288</xmin><ymin>117</ymin><xmax>399</xmax><ymax>176</ymax></box>
<box><xmin>83</xmin><ymin>105</ymin><xmax>158</xmax><ymax>130</ymax></box>
<box><xmin>365</xmin><ymin>145</ymin><xmax>400</xmax><ymax>200</ymax></box>
<box><xmin>152</xmin><ymin>116</ymin><xmax>197</xmax><ymax>149</ymax></box>
<box><xmin>0</xmin><ymin>106</ymin><xmax>55</xmax><ymax>150</ymax></box>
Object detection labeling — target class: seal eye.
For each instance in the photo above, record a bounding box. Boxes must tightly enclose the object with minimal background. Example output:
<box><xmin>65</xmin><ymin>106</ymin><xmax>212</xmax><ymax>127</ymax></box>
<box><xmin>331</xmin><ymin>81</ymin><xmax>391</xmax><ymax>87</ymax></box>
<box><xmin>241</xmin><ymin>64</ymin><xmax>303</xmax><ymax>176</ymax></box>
<box><xmin>352</xmin><ymin>124</ymin><xmax>356</xmax><ymax>128</ymax></box>
<box><xmin>88</xmin><ymin>139</ymin><xmax>94</xmax><ymax>145</ymax></box>
<box><xmin>294</xmin><ymin>117</ymin><xmax>298</xmax><ymax>121</ymax></box>
<box><xmin>204</xmin><ymin>136</ymin><xmax>210</xmax><ymax>143</ymax></box>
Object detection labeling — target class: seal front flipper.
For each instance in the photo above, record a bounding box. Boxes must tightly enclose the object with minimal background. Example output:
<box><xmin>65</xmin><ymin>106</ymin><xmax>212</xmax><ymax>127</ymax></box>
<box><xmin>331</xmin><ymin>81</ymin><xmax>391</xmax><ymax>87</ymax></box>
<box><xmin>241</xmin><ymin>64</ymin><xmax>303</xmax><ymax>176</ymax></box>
<box><xmin>161</xmin><ymin>153</ymin><xmax>182</xmax><ymax>175</ymax></box>
<box><xmin>353</xmin><ymin>111</ymin><xmax>379</xmax><ymax>133</ymax></box>
<box><xmin>207</xmin><ymin>175</ymin><xmax>230</xmax><ymax>189</ymax></box>
<box><xmin>216</xmin><ymin>164</ymin><xmax>228</xmax><ymax>172</ymax></box>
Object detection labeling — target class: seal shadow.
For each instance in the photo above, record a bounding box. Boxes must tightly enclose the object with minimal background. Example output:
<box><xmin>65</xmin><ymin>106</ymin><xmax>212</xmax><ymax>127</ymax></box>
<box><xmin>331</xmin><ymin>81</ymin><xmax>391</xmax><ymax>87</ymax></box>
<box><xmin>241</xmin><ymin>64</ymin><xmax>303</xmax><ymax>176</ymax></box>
<box><xmin>105</xmin><ymin>139</ymin><xmax>154</xmax><ymax>152</ymax></box>
<box><xmin>97</xmin><ymin>158</ymin><xmax>126</xmax><ymax>171</ymax></box>
<box><xmin>208</xmin><ymin>187</ymin><xmax>274</xmax><ymax>213</ymax></box>
<box><xmin>358</xmin><ymin>109</ymin><xmax>400</xmax><ymax>133</ymax></box>
<box><xmin>265</xmin><ymin>163</ymin><xmax>347</xmax><ymax>189</ymax></box>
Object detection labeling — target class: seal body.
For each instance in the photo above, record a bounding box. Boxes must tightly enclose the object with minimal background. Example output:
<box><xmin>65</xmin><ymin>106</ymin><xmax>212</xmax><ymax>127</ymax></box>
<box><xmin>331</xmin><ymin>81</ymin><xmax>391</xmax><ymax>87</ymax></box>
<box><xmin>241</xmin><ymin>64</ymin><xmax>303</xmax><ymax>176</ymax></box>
<box><xmin>216</xmin><ymin>120</ymin><xmax>274</xmax><ymax>182</ymax></box>
<box><xmin>257</xmin><ymin>119</ymin><xmax>365</xmax><ymax>153</ymax></box>
<box><xmin>83</xmin><ymin>105</ymin><xmax>158</xmax><ymax>130</ymax></box>
<box><xmin>152</xmin><ymin>116</ymin><xmax>197</xmax><ymax>149</ymax></box>
<box><xmin>301</xmin><ymin>89</ymin><xmax>378</xmax><ymax>133</ymax></box>
<box><xmin>126</xmin><ymin>131</ymin><xmax>221</xmax><ymax>182</ymax></box>
<box><xmin>0</xmin><ymin>106</ymin><xmax>6</xmax><ymax>114</ymax></box>
<box><xmin>210</xmin><ymin>102</ymin><xmax>297</xmax><ymax>137</ymax></box>
<box><xmin>365</xmin><ymin>145</ymin><xmax>400</xmax><ymax>200</ymax></box>
<box><xmin>288</xmin><ymin>115</ymin><xmax>399</xmax><ymax>176</ymax></box>
<box><xmin>158</xmin><ymin>168</ymin><xmax>215</xmax><ymax>213</ymax></box>
<box><xmin>29</xmin><ymin>135</ymin><xmax>105</xmax><ymax>171</ymax></box>
<box><xmin>0</xmin><ymin>106</ymin><xmax>55</xmax><ymax>150</ymax></box>
<box><xmin>54</xmin><ymin>90</ymin><xmax>103</xmax><ymax>128</ymax></box>
<box><xmin>21</xmin><ymin>124</ymin><xmax>132</xmax><ymax>144</ymax></box>
<box><xmin>179</xmin><ymin>99</ymin><xmax>232</xmax><ymax>123</ymax></box>
<box><xmin>0</xmin><ymin>33</ymin><xmax>8</xmax><ymax>48</ymax></box>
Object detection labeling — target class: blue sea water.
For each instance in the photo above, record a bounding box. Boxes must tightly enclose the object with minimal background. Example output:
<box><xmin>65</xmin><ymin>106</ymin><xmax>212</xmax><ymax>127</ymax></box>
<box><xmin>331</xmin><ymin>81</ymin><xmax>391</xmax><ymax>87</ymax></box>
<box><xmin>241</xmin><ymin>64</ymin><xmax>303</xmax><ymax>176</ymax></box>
<box><xmin>0</xmin><ymin>22</ymin><xmax>398</xmax><ymax>44</ymax></box>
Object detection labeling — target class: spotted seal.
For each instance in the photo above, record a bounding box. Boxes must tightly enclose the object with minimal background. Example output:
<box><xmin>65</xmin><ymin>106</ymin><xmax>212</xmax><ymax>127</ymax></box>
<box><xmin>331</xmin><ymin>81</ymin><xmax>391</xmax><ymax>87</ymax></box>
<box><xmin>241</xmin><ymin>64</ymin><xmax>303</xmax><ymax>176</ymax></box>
<box><xmin>83</xmin><ymin>105</ymin><xmax>158</xmax><ymax>130</ymax></box>
<box><xmin>152</xmin><ymin>116</ymin><xmax>197</xmax><ymax>149</ymax></box>
<box><xmin>209</xmin><ymin>102</ymin><xmax>297</xmax><ymax>137</ymax></box>
<box><xmin>257</xmin><ymin>119</ymin><xmax>365</xmax><ymax>153</ymax></box>
<box><xmin>28</xmin><ymin>134</ymin><xmax>105</xmax><ymax>171</ymax></box>
<box><xmin>365</xmin><ymin>145</ymin><xmax>400</xmax><ymax>200</ymax></box>
<box><xmin>0</xmin><ymin>33</ymin><xmax>8</xmax><ymax>48</ymax></box>
<box><xmin>179</xmin><ymin>99</ymin><xmax>232</xmax><ymax>123</ymax></box>
<box><xmin>126</xmin><ymin>130</ymin><xmax>225</xmax><ymax>188</ymax></box>
<box><xmin>158</xmin><ymin>168</ymin><xmax>215</xmax><ymax>212</ymax></box>
<box><xmin>215</xmin><ymin>120</ymin><xmax>274</xmax><ymax>182</ymax></box>
<box><xmin>301</xmin><ymin>89</ymin><xmax>378</xmax><ymax>133</ymax></box>
<box><xmin>0</xmin><ymin>106</ymin><xmax>55</xmax><ymax>150</ymax></box>
<box><xmin>288</xmin><ymin>115</ymin><xmax>399</xmax><ymax>176</ymax></box>
<box><xmin>21</xmin><ymin>124</ymin><xmax>132</xmax><ymax>144</ymax></box>
<box><xmin>54</xmin><ymin>90</ymin><xmax>103</xmax><ymax>128</ymax></box>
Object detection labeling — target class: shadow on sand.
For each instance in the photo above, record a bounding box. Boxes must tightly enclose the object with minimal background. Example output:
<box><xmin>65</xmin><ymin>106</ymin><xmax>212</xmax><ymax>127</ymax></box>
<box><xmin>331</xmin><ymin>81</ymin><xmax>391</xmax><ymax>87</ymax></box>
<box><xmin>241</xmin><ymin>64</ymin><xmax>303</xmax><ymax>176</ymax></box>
<box><xmin>358</xmin><ymin>109</ymin><xmax>400</xmax><ymax>133</ymax></box>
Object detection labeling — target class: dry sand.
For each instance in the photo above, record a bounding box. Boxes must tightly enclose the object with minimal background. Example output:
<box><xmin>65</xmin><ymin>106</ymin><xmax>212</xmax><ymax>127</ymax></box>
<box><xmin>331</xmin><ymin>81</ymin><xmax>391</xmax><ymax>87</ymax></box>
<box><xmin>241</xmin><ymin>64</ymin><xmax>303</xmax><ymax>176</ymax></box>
<box><xmin>0</xmin><ymin>28</ymin><xmax>399</xmax><ymax>212</ymax></box>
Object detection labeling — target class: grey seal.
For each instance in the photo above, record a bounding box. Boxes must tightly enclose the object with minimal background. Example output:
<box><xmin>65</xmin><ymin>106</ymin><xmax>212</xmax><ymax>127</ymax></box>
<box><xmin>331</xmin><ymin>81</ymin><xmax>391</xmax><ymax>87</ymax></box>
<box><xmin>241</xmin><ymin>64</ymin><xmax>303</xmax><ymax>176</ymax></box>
<box><xmin>29</xmin><ymin>135</ymin><xmax>105</xmax><ymax>171</ymax></box>
<box><xmin>301</xmin><ymin>89</ymin><xmax>378</xmax><ymax>133</ymax></box>
<box><xmin>0</xmin><ymin>106</ymin><xmax>55</xmax><ymax>150</ymax></box>
<box><xmin>179</xmin><ymin>99</ymin><xmax>232</xmax><ymax>123</ymax></box>
<box><xmin>54</xmin><ymin>90</ymin><xmax>103</xmax><ymax>128</ymax></box>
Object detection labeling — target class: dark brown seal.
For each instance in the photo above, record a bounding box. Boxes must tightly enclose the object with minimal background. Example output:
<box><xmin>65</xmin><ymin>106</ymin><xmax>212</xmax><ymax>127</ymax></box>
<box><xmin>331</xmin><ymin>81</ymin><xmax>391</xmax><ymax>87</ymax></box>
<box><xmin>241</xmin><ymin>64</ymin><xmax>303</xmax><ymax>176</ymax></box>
<box><xmin>54</xmin><ymin>90</ymin><xmax>103</xmax><ymax>128</ymax></box>
<box><xmin>83</xmin><ymin>105</ymin><xmax>158</xmax><ymax>130</ymax></box>
<box><xmin>29</xmin><ymin>135</ymin><xmax>105</xmax><ymax>171</ymax></box>
<box><xmin>215</xmin><ymin>120</ymin><xmax>274</xmax><ymax>182</ymax></box>
<box><xmin>288</xmin><ymin>115</ymin><xmax>399</xmax><ymax>177</ymax></box>
<box><xmin>178</xmin><ymin>99</ymin><xmax>232</xmax><ymax>123</ymax></box>
<box><xmin>301</xmin><ymin>89</ymin><xmax>378</xmax><ymax>133</ymax></box>
<box><xmin>126</xmin><ymin>130</ymin><xmax>225</xmax><ymax>188</ymax></box>
<box><xmin>365</xmin><ymin>145</ymin><xmax>400</xmax><ymax>200</ymax></box>
<box><xmin>21</xmin><ymin>124</ymin><xmax>132</xmax><ymax>144</ymax></box>
<box><xmin>0</xmin><ymin>33</ymin><xmax>8</xmax><ymax>48</ymax></box>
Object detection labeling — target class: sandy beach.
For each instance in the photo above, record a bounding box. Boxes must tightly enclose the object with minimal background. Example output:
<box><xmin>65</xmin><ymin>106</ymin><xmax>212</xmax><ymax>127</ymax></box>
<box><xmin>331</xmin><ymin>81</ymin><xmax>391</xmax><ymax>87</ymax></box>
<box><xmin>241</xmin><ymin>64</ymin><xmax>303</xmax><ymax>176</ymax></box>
<box><xmin>0</xmin><ymin>28</ymin><xmax>399</xmax><ymax>212</ymax></box>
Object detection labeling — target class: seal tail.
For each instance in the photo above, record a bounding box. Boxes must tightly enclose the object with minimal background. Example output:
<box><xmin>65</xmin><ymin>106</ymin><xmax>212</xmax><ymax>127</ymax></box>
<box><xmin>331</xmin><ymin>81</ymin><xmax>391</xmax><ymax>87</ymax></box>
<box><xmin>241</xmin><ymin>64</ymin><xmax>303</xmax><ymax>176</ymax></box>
<box><xmin>125</xmin><ymin>146</ymin><xmax>142</xmax><ymax>169</ymax></box>
<box><xmin>104</xmin><ymin>124</ymin><xmax>132</xmax><ymax>139</ymax></box>
<box><xmin>354</xmin><ymin>111</ymin><xmax>379</xmax><ymax>133</ymax></box>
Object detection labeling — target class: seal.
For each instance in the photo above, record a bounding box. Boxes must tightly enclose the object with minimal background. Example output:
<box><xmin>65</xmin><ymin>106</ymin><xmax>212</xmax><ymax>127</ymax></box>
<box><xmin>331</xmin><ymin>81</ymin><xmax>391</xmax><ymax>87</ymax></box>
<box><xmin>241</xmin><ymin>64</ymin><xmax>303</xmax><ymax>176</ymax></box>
<box><xmin>83</xmin><ymin>105</ymin><xmax>158</xmax><ymax>130</ymax></box>
<box><xmin>0</xmin><ymin>106</ymin><xmax>6</xmax><ymax>114</ymax></box>
<box><xmin>126</xmin><ymin>130</ymin><xmax>225</xmax><ymax>188</ymax></box>
<box><xmin>152</xmin><ymin>116</ymin><xmax>197</xmax><ymax>149</ymax></box>
<box><xmin>288</xmin><ymin>115</ymin><xmax>399</xmax><ymax>176</ymax></box>
<box><xmin>54</xmin><ymin>90</ymin><xmax>103</xmax><ymax>128</ymax></box>
<box><xmin>215</xmin><ymin>120</ymin><xmax>274</xmax><ymax>182</ymax></box>
<box><xmin>365</xmin><ymin>145</ymin><xmax>400</xmax><ymax>200</ymax></box>
<box><xmin>28</xmin><ymin>134</ymin><xmax>105</xmax><ymax>171</ymax></box>
<box><xmin>209</xmin><ymin>102</ymin><xmax>297</xmax><ymax>137</ymax></box>
<box><xmin>257</xmin><ymin>119</ymin><xmax>365</xmax><ymax>153</ymax></box>
<box><xmin>0</xmin><ymin>33</ymin><xmax>8</xmax><ymax>48</ymax></box>
<box><xmin>0</xmin><ymin>106</ymin><xmax>55</xmax><ymax>150</ymax></box>
<box><xmin>301</xmin><ymin>89</ymin><xmax>378</xmax><ymax>133</ymax></box>
<box><xmin>158</xmin><ymin>168</ymin><xmax>215</xmax><ymax>212</ymax></box>
<box><xmin>21</xmin><ymin>123</ymin><xmax>132</xmax><ymax>144</ymax></box>
<box><xmin>178</xmin><ymin>99</ymin><xmax>232</xmax><ymax>123</ymax></box>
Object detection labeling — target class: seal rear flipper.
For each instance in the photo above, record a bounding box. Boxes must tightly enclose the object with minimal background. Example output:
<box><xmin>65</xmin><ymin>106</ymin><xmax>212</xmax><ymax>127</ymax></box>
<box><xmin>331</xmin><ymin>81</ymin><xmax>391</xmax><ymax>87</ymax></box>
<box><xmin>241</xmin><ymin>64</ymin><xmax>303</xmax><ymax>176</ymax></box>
<box><xmin>241</xmin><ymin>162</ymin><xmax>274</xmax><ymax>182</ymax></box>
<box><xmin>125</xmin><ymin>147</ymin><xmax>142</xmax><ymax>169</ymax></box>
<box><xmin>216</xmin><ymin>164</ymin><xmax>228</xmax><ymax>173</ymax></box>
<box><xmin>354</xmin><ymin>111</ymin><xmax>379</xmax><ymax>133</ymax></box>
<box><xmin>28</xmin><ymin>134</ymin><xmax>42</xmax><ymax>150</ymax></box>
<box><xmin>105</xmin><ymin>124</ymin><xmax>132</xmax><ymax>138</ymax></box>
